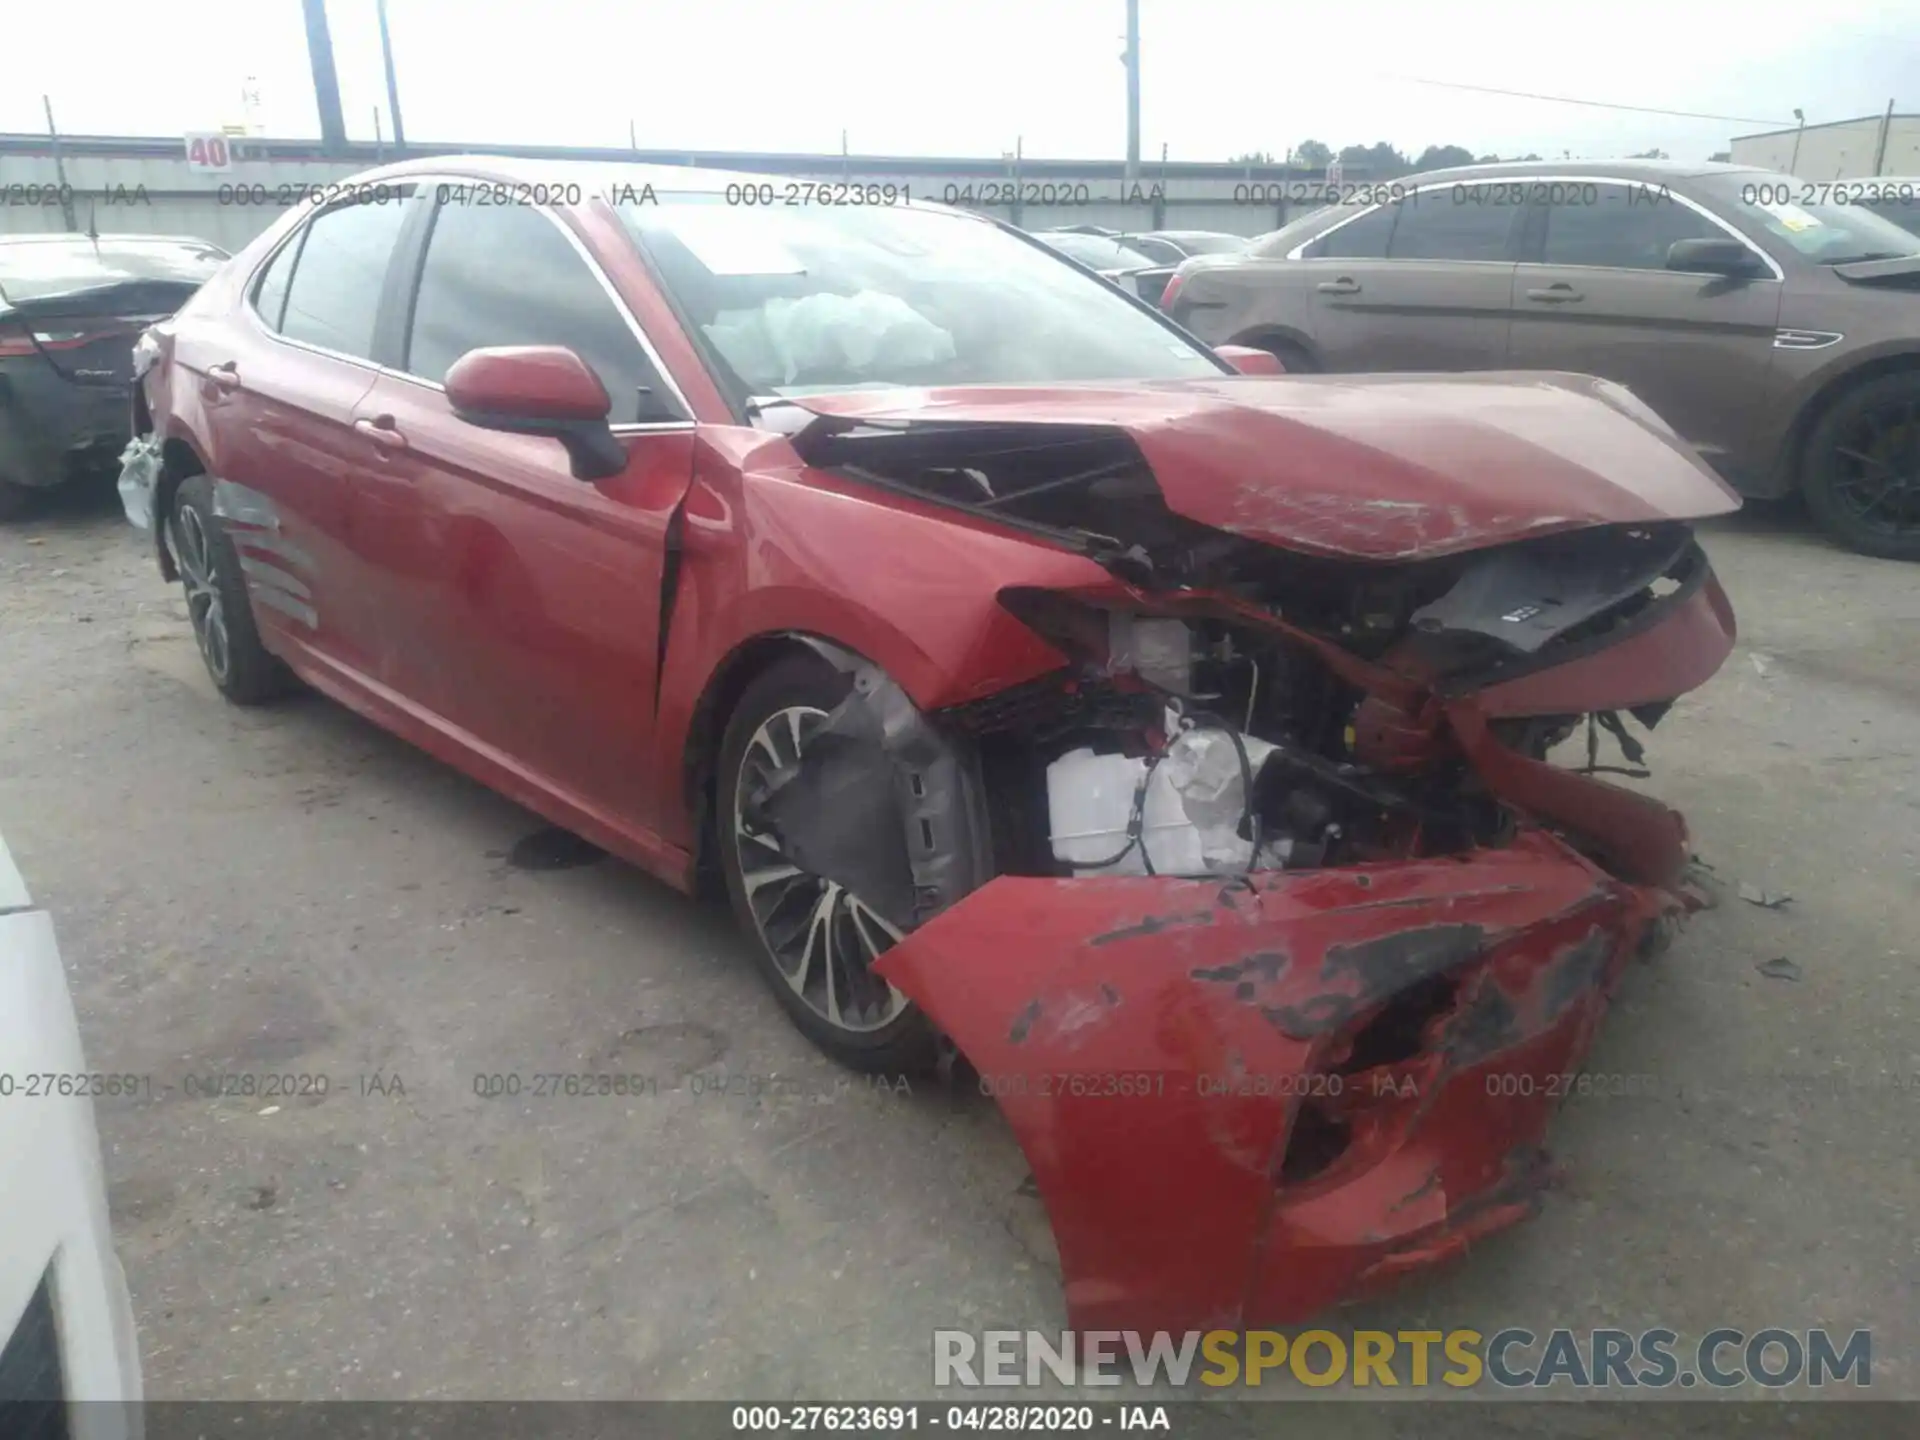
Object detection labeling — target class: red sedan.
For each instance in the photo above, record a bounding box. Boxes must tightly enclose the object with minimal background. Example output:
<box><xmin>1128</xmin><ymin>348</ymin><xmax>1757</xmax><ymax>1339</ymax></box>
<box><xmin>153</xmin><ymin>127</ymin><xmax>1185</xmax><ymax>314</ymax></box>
<box><xmin>127</xmin><ymin>156</ymin><xmax>1737</xmax><ymax>1333</ymax></box>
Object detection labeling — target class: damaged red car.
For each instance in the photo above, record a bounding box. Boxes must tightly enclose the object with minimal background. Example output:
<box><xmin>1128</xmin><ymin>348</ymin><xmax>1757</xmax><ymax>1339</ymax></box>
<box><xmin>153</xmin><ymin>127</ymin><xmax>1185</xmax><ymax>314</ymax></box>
<box><xmin>126</xmin><ymin>158</ymin><xmax>1738</xmax><ymax>1334</ymax></box>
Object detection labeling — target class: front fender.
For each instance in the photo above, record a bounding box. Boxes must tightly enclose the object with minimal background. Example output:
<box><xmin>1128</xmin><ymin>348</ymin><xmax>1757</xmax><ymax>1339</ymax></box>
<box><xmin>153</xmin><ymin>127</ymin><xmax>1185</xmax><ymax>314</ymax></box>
<box><xmin>650</xmin><ymin>446</ymin><xmax>1113</xmax><ymax>843</ymax></box>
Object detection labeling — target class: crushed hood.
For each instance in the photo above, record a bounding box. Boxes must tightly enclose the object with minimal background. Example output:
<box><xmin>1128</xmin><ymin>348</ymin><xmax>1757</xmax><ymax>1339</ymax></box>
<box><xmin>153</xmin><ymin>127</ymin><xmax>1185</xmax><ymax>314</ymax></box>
<box><xmin>787</xmin><ymin>372</ymin><xmax>1741</xmax><ymax>561</ymax></box>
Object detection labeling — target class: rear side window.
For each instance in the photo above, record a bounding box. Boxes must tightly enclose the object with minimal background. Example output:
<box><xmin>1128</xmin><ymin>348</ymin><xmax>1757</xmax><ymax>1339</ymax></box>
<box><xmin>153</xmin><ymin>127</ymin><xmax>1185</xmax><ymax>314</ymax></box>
<box><xmin>250</xmin><ymin>238</ymin><xmax>297</xmax><ymax>330</ymax></box>
<box><xmin>1307</xmin><ymin>205</ymin><xmax>1395</xmax><ymax>258</ymax></box>
<box><xmin>1540</xmin><ymin>184</ymin><xmax>1722</xmax><ymax>270</ymax></box>
<box><xmin>278</xmin><ymin>195</ymin><xmax>413</xmax><ymax>359</ymax></box>
<box><xmin>404</xmin><ymin>201</ymin><xmax>670</xmax><ymax>422</ymax></box>
<box><xmin>1386</xmin><ymin>196</ymin><xmax>1516</xmax><ymax>261</ymax></box>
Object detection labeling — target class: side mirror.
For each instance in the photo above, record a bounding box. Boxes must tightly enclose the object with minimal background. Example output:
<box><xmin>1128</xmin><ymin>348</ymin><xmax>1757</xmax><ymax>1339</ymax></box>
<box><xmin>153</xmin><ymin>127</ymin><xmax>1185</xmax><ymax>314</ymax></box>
<box><xmin>1666</xmin><ymin>237</ymin><xmax>1765</xmax><ymax>278</ymax></box>
<box><xmin>1213</xmin><ymin>343</ymin><xmax>1287</xmax><ymax>375</ymax></box>
<box><xmin>444</xmin><ymin>345</ymin><xmax>626</xmax><ymax>481</ymax></box>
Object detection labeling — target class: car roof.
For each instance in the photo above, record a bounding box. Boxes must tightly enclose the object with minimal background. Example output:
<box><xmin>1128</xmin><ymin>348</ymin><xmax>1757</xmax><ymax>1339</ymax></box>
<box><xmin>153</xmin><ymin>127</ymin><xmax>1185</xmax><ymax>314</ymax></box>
<box><xmin>1396</xmin><ymin>158</ymin><xmax>1771</xmax><ymax>185</ymax></box>
<box><xmin>0</xmin><ymin>232</ymin><xmax>223</xmax><ymax>247</ymax></box>
<box><xmin>1141</xmin><ymin>229</ymin><xmax>1243</xmax><ymax>242</ymax></box>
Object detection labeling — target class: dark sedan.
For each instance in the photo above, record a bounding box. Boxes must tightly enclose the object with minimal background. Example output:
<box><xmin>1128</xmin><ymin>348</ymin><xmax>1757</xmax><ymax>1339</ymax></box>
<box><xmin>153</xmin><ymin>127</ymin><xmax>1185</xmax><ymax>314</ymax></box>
<box><xmin>1035</xmin><ymin>228</ymin><xmax>1250</xmax><ymax>307</ymax></box>
<box><xmin>0</xmin><ymin>233</ymin><xmax>227</xmax><ymax>519</ymax></box>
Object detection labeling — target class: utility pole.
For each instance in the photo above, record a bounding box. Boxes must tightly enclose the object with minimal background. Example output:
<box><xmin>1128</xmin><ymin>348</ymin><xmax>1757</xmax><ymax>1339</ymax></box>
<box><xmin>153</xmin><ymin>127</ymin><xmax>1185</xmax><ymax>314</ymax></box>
<box><xmin>302</xmin><ymin>0</ymin><xmax>348</xmax><ymax>155</ymax></box>
<box><xmin>41</xmin><ymin>96</ymin><xmax>79</xmax><ymax>231</ymax></box>
<box><xmin>1123</xmin><ymin>0</ymin><xmax>1140</xmax><ymax>182</ymax></box>
<box><xmin>1872</xmin><ymin>97</ymin><xmax>1895</xmax><ymax>175</ymax></box>
<box><xmin>377</xmin><ymin>0</ymin><xmax>406</xmax><ymax>151</ymax></box>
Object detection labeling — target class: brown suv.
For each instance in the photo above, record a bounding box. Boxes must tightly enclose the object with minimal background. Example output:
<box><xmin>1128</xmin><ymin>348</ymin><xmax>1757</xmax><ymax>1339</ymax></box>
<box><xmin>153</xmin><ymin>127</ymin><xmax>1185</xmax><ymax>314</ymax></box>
<box><xmin>1165</xmin><ymin>160</ymin><xmax>1920</xmax><ymax>558</ymax></box>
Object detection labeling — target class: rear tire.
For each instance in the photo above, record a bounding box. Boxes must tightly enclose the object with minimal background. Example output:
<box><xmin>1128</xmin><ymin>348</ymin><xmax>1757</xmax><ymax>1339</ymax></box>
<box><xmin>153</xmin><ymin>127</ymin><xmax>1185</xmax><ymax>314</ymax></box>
<box><xmin>716</xmin><ymin>653</ymin><xmax>941</xmax><ymax>1074</ymax></box>
<box><xmin>168</xmin><ymin>475</ymin><xmax>299</xmax><ymax>704</ymax></box>
<box><xmin>1801</xmin><ymin>372</ymin><xmax>1920</xmax><ymax>561</ymax></box>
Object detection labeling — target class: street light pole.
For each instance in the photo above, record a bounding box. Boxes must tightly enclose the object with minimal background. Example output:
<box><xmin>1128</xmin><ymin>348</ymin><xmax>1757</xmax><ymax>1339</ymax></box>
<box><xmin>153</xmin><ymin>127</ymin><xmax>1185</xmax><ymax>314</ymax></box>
<box><xmin>377</xmin><ymin>0</ymin><xmax>407</xmax><ymax>151</ymax></box>
<box><xmin>301</xmin><ymin>0</ymin><xmax>348</xmax><ymax>156</ymax></box>
<box><xmin>1787</xmin><ymin>107</ymin><xmax>1805</xmax><ymax>176</ymax></box>
<box><xmin>1123</xmin><ymin>0</ymin><xmax>1140</xmax><ymax>182</ymax></box>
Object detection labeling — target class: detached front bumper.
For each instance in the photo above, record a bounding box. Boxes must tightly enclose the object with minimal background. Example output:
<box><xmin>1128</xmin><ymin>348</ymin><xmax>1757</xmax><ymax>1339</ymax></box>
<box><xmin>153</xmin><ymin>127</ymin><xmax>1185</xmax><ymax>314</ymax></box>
<box><xmin>876</xmin><ymin>827</ymin><xmax>1675</xmax><ymax>1333</ymax></box>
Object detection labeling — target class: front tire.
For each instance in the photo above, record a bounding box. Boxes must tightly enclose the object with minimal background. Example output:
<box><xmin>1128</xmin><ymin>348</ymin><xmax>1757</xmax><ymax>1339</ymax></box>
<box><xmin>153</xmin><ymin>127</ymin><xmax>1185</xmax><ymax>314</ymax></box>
<box><xmin>0</xmin><ymin>477</ymin><xmax>36</xmax><ymax>522</ymax></box>
<box><xmin>168</xmin><ymin>475</ymin><xmax>299</xmax><ymax>704</ymax></box>
<box><xmin>716</xmin><ymin>654</ymin><xmax>939</xmax><ymax>1073</ymax></box>
<box><xmin>1801</xmin><ymin>373</ymin><xmax>1920</xmax><ymax>561</ymax></box>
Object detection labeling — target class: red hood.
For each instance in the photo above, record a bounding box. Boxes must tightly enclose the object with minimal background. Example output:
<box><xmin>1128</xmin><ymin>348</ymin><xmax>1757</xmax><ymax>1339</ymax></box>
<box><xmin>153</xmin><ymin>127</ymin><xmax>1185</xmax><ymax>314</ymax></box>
<box><xmin>789</xmin><ymin>372</ymin><xmax>1741</xmax><ymax>561</ymax></box>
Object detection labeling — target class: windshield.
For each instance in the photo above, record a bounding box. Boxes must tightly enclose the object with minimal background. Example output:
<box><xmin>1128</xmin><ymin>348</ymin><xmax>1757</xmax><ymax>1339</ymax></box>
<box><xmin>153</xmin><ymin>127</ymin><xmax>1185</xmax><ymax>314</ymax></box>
<box><xmin>1698</xmin><ymin>174</ymin><xmax>1920</xmax><ymax>264</ymax></box>
<box><xmin>0</xmin><ymin>237</ymin><xmax>228</xmax><ymax>308</ymax></box>
<box><xmin>1032</xmin><ymin>232</ymin><xmax>1160</xmax><ymax>270</ymax></box>
<box><xmin>619</xmin><ymin>198</ymin><xmax>1223</xmax><ymax>399</ymax></box>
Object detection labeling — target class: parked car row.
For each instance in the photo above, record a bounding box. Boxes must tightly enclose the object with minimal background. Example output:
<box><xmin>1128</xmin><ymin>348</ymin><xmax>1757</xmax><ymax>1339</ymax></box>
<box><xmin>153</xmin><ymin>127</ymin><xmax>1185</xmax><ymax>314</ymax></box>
<box><xmin>1155</xmin><ymin>159</ymin><xmax>1920</xmax><ymax>559</ymax></box>
<box><xmin>1030</xmin><ymin>225</ymin><xmax>1250</xmax><ymax>306</ymax></box>
<box><xmin>116</xmin><ymin>153</ymin><xmax>1742</xmax><ymax>1330</ymax></box>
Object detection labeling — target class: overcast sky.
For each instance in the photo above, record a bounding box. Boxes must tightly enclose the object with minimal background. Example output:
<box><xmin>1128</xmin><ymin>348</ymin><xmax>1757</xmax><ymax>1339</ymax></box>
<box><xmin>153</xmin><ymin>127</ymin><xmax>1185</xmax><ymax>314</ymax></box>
<box><xmin>6</xmin><ymin>0</ymin><xmax>1919</xmax><ymax>163</ymax></box>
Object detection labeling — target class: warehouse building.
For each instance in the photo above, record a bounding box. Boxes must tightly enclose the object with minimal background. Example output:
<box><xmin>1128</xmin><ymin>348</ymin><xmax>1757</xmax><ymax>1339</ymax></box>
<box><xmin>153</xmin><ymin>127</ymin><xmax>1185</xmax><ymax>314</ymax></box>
<box><xmin>1730</xmin><ymin>110</ymin><xmax>1919</xmax><ymax>179</ymax></box>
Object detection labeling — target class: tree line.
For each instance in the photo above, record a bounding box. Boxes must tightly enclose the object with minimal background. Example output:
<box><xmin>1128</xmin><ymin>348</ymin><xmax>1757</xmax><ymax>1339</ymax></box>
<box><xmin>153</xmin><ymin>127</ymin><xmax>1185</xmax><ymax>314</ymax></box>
<box><xmin>1229</xmin><ymin>143</ymin><xmax>1683</xmax><ymax>173</ymax></box>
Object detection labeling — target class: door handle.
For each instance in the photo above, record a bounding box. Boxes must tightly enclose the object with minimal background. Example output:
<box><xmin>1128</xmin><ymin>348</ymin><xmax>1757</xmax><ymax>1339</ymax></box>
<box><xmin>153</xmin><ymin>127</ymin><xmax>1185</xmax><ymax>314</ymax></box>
<box><xmin>205</xmin><ymin>361</ymin><xmax>241</xmax><ymax>393</ymax></box>
<box><xmin>1525</xmin><ymin>285</ymin><xmax>1585</xmax><ymax>303</ymax></box>
<box><xmin>1316</xmin><ymin>277</ymin><xmax>1361</xmax><ymax>295</ymax></box>
<box><xmin>353</xmin><ymin>415</ymin><xmax>409</xmax><ymax>452</ymax></box>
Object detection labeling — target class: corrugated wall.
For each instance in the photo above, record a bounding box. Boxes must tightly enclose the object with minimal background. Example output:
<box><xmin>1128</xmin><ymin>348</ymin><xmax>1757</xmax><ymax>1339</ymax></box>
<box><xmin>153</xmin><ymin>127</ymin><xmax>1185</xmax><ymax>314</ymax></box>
<box><xmin>1728</xmin><ymin>117</ymin><xmax>1920</xmax><ymax>180</ymax></box>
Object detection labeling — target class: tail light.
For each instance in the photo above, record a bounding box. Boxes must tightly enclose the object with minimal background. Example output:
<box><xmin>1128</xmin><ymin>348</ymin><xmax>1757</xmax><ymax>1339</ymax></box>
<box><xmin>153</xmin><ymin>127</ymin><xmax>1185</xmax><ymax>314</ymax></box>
<box><xmin>0</xmin><ymin>328</ymin><xmax>113</xmax><ymax>359</ymax></box>
<box><xmin>1158</xmin><ymin>272</ymin><xmax>1186</xmax><ymax>312</ymax></box>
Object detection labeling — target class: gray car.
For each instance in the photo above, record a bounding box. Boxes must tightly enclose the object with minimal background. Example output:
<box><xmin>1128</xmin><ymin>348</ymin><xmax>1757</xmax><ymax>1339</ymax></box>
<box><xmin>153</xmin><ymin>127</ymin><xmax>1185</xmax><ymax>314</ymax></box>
<box><xmin>1849</xmin><ymin>177</ymin><xmax>1920</xmax><ymax>240</ymax></box>
<box><xmin>1165</xmin><ymin>160</ymin><xmax>1920</xmax><ymax>559</ymax></box>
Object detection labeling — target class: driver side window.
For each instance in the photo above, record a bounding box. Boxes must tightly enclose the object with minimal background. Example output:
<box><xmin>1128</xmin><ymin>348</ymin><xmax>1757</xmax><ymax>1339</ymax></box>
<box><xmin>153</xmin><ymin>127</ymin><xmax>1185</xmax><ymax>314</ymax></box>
<box><xmin>404</xmin><ymin>200</ymin><xmax>676</xmax><ymax>423</ymax></box>
<box><xmin>1540</xmin><ymin>184</ymin><xmax>1722</xmax><ymax>270</ymax></box>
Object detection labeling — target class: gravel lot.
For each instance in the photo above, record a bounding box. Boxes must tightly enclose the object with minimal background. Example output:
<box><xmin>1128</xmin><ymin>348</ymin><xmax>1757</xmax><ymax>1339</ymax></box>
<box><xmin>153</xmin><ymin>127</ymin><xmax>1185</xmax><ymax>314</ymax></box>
<box><xmin>2</xmin><ymin>478</ymin><xmax>1914</xmax><ymax>1422</ymax></box>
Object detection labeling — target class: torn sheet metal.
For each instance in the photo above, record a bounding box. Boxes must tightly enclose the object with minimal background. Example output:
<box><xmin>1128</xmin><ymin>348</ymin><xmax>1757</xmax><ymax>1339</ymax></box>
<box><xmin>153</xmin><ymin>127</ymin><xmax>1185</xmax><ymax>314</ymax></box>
<box><xmin>116</xmin><ymin>434</ymin><xmax>163</xmax><ymax>531</ymax></box>
<box><xmin>876</xmin><ymin>829</ymin><xmax>1673</xmax><ymax>1333</ymax></box>
<box><xmin>753</xmin><ymin>664</ymin><xmax>991</xmax><ymax>933</ymax></box>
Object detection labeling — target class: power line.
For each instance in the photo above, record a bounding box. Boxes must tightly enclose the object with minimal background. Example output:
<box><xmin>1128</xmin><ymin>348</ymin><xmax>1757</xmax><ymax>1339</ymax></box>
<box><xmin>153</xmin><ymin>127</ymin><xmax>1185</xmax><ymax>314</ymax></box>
<box><xmin>1386</xmin><ymin>76</ymin><xmax>1794</xmax><ymax>127</ymax></box>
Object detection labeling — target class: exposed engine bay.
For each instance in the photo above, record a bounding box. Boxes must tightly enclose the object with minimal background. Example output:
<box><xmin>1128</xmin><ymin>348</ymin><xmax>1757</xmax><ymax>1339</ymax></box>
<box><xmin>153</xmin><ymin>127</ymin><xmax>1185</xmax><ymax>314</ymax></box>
<box><xmin>756</xmin><ymin>495</ymin><xmax>1707</xmax><ymax>913</ymax></box>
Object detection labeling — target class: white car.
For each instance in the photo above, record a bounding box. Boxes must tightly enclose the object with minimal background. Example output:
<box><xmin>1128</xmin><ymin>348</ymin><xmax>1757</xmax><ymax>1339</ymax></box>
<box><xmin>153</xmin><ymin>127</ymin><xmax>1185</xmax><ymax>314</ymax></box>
<box><xmin>0</xmin><ymin>829</ymin><xmax>143</xmax><ymax>1434</ymax></box>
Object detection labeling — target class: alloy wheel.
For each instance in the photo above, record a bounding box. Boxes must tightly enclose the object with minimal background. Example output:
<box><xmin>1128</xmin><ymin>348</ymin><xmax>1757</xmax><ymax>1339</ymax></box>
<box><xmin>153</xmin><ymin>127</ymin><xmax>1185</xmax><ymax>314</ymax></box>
<box><xmin>170</xmin><ymin>505</ymin><xmax>231</xmax><ymax>684</ymax></box>
<box><xmin>732</xmin><ymin>704</ymin><xmax>910</xmax><ymax>1033</ymax></box>
<box><xmin>1830</xmin><ymin>397</ymin><xmax>1920</xmax><ymax>538</ymax></box>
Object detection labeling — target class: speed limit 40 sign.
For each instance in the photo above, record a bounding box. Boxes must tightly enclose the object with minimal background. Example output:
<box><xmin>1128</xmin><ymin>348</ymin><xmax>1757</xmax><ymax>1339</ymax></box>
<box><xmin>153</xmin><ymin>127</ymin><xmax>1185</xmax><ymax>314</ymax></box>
<box><xmin>183</xmin><ymin>133</ymin><xmax>235</xmax><ymax>172</ymax></box>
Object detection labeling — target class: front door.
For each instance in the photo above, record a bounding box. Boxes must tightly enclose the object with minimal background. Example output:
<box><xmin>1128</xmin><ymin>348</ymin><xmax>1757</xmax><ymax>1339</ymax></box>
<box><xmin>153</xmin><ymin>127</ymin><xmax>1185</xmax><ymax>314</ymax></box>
<box><xmin>1507</xmin><ymin>183</ymin><xmax>1783</xmax><ymax>475</ymax></box>
<box><xmin>349</xmin><ymin>195</ymin><xmax>696</xmax><ymax>836</ymax></box>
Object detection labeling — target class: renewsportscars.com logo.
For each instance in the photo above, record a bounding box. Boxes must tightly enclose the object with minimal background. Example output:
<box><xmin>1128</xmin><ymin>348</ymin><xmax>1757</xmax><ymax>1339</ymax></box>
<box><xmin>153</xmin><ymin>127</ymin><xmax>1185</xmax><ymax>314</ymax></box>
<box><xmin>933</xmin><ymin>1328</ymin><xmax>1873</xmax><ymax>1391</ymax></box>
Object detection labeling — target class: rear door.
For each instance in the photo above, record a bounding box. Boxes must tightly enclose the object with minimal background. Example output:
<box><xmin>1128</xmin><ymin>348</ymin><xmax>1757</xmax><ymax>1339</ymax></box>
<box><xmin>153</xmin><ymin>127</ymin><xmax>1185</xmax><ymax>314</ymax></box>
<box><xmin>349</xmin><ymin>193</ymin><xmax>696</xmax><ymax>835</ymax></box>
<box><xmin>199</xmin><ymin>189</ymin><xmax>419</xmax><ymax>681</ymax></box>
<box><xmin>1507</xmin><ymin>181</ymin><xmax>1783</xmax><ymax>474</ymax></box>
<box><xmin>1291</xmin><ymin>187</ymin><xmax>1520</xmax><ymax>370</ymax></box>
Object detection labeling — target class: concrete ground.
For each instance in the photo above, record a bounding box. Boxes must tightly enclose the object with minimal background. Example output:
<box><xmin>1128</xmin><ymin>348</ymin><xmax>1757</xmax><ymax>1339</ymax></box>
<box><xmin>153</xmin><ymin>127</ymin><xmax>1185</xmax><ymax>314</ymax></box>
<box><xmin>0</xmin><ymin>479</ymin><xmax>1913</xmax><ymax>1423</ymax></box>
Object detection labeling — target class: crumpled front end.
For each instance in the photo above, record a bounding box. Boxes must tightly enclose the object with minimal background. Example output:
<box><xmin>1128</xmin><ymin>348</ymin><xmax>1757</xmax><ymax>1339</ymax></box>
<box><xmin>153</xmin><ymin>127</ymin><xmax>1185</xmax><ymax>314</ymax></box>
<box><xmin>749</xmin><ymin>397</ymin><xmax>1736</xmax><ymax>1329</ymax></box>
<box><xmin>876</xmin><ymin>832</ymin><xmax>1673</xmax><ymax>1331</ymax></box>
